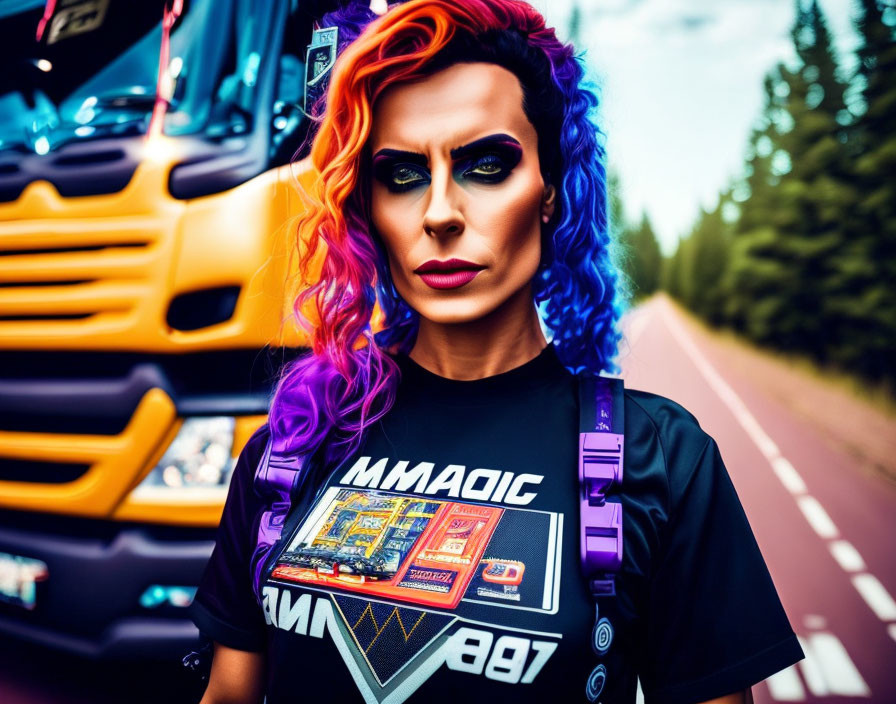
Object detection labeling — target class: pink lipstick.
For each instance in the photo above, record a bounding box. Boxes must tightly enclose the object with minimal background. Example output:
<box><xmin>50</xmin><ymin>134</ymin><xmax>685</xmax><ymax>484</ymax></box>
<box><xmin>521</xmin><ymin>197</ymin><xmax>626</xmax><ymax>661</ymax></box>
<box><xmin>414</xmin><ymin>258</ymin><xmax>485</xmax><ymax>290</ymax></box>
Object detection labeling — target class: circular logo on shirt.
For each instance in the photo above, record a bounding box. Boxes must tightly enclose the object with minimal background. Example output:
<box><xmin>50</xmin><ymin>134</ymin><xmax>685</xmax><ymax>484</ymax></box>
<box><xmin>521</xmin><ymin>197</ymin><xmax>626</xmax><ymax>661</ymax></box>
<box><xmin>585</xmin><ymin>663</ymin><xmax>607</xmax><ymax>702</ymax></box>
<box><xmin>592</xmin><ymin>616</ymin><xmax>614</xmax><ymax>655</ymax></box>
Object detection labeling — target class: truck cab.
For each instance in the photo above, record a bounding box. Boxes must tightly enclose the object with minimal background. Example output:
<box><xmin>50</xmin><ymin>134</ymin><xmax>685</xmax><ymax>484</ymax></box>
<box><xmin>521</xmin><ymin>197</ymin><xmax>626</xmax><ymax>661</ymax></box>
<box><xmin>0</xmin><ymin>0</ymin><xmax>324</xmax><ymax>657</ymax></box>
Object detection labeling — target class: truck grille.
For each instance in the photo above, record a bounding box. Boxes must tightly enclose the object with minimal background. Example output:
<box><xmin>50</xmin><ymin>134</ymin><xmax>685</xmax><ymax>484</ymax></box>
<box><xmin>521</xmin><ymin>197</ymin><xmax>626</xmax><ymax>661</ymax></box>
<box><xmin>0</xmin><ymin>458</ymin><xmax>90</xmax><ymax>484</ymax></box>
<box><xmin>0</xmin><ymin>220</ymin><xmax>159</xmax><ymax>330</ymax></box>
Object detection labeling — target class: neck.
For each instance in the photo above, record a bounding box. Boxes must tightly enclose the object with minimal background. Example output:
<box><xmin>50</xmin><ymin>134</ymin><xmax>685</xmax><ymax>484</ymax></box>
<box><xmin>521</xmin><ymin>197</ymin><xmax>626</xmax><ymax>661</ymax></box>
<box><xmin>408</xmin><ymin>283</ymin><xmax>548</xmax><ymax>380</ymax></box>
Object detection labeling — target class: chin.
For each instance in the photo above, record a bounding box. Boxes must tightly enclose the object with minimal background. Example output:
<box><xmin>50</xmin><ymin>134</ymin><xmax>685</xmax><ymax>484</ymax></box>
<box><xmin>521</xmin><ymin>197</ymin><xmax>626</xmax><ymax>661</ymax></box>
<box><xmin>416</xmin><ymin>306</ymin><xmax>491</xmax><ymax>326</ymax></box>
<box><xmin>412</xmin><ymin>297</ymin><xmax>501</xmax><ymax>326</ymax></box>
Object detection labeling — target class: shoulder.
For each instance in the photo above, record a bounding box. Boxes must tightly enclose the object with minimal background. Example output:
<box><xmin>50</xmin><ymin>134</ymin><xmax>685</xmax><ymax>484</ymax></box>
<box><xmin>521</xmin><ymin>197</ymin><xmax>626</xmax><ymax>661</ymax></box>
<box><xmin>623</xmin><ymin>387</ymin><xmax>707</xmax><ymax>445</ymax></box>
<box><xmin>621</xmin><ymin>386</ymin><xmax>717</xmax><ymax>501</ymax></box>
<box><xmin>209</xmin><ymin>423</ymin><xmax>272</xmax><ymax>556</ymax></box>
<box><xmin>228</xmin><ymin>422</ymin><xmax>272</xmax><ymax>501</ymax></box>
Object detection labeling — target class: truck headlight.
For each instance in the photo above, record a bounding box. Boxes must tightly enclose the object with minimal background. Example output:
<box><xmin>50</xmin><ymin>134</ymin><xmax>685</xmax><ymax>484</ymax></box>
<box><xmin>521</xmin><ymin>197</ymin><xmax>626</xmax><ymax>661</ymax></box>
<box><xmin>131</xmin><ymin>417</ymin><xmax>237</xmax><ymax>498</ymax></box>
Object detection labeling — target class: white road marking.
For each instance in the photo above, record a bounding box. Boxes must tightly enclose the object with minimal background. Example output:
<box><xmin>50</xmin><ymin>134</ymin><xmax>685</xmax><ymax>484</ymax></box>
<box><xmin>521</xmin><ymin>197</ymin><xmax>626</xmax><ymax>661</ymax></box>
<box><xmin>625</xmin><ymin>308</ymin><xmax>652</xmax><ymax>351</ymax></box>
<box><xmin>797</xmin><ymin>636</ymin><xmax>828</xmax><ymax>696</ymax></box>
<box><xmin>806</xmin><ymin>632</ymin><xmax>870</xmax><ymax>696</ymax></box>
<box><xmin>803</xmin><ymin>614</ymin><xmax>826</xmax><ymax>630</ymax></box>
<box><xmin>765</xmin><ymin>665</ymin><xmax>806</xmax><ymax>701</ymax></box>
<box><xmin>796</xmin><ymin>495</ymin><xmax>839</xmax><ymax>539</ymax></box>
<box><xmin>636</xmin><ymin>678</ymin><xmax>645</xmax><ymax>704</ymax></box>
<box><xmin>770</xmin><ymin>456</ymin><xmax>808</xmax><ymax>495</ymax></box>
<box><xmin>852</xmin><ymin>573</ymin><xmax>896</xmax><ymax>621</ymax></box>
<box><xmin>829</xmin><ymin>540</ymin><xmax>867</xmax><ymax>572</ymax></box>
<box><xmin>659</xmin><ymin>302</ymin><xmax>781</xmax><ymax>460</ymax></box>
<box><xmin>888</xmin><ymin>624</ymin><xmax>896</xmax><ymax>644</ymax></box>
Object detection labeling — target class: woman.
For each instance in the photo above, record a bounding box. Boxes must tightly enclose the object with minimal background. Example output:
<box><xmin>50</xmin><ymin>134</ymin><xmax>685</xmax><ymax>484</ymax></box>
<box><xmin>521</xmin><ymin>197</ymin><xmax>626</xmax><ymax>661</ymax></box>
<box><xmin>189</xmin><ymin>1</ymin><xmax>803</xmax><ymax>702</ymax></box>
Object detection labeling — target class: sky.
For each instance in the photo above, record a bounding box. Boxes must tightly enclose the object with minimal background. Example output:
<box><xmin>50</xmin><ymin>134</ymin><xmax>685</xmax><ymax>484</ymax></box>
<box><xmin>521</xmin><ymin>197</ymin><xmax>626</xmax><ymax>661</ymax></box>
<box><xmin>529</xmin><ymin>0</ymin><xmax>863</xmax><ymax>255</ymax></box>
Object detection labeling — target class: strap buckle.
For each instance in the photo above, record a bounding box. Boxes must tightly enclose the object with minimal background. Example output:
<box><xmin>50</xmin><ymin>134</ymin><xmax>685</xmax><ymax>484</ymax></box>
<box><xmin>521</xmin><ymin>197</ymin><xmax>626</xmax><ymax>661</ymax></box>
<box><xmin>579</xmin><ymin>432</ymin><xmax>623</xmax><ymax>583</ymax></box>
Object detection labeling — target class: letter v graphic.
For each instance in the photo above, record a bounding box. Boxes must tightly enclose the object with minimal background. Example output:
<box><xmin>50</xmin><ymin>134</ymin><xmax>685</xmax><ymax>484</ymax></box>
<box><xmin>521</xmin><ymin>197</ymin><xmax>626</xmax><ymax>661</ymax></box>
<box><xmin>326</xmin><ymin>594</ymin><xmax>458</xmax><ymax>703</ymax></box>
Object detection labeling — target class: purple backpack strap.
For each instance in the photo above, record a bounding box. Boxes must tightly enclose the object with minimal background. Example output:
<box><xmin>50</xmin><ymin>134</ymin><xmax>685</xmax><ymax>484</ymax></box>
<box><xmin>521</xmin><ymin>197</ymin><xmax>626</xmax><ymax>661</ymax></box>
<box><xmin>578</xmin><ymin>374</ymin><xmax>624</xmax><ymax>597</ymax></box>
<box><xmin>249</xmin><ymin>435</ymin><xmax>306</xmax><ymax>599</ymax></box>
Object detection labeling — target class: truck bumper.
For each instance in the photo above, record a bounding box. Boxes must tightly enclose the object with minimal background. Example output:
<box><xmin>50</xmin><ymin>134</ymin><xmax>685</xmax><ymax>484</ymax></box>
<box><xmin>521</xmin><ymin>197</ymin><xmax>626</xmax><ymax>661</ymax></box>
<box><xmin>0</xmin><ymin>510</ymin><xmax>215</xmax><ymax>660</ymax></box>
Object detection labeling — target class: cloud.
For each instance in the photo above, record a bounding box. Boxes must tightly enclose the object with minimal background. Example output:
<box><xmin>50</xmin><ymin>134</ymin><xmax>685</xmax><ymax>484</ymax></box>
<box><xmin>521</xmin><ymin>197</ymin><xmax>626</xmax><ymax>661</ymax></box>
<box><xmin>676</xmin><ymin>14</ymin><xmax>716</xmax><ymax>32</ymax></box>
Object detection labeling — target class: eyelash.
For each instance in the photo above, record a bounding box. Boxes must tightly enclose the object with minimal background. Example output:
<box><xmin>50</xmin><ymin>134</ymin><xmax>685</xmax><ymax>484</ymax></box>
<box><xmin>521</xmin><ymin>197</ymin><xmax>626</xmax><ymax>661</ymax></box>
<box><xmin>458</xmin><ymin>154</ymin><xmax>511</xmax><ymax>183</ymax></box>
<box><xmin>374</xmin><ymin>152</ymin><xmax>517</xmax><ymax>193</ymax></box>
<box><xmin>384</xmin><ymin>164</ymin><xmax>430</xmax><ymax>193</ymax></box>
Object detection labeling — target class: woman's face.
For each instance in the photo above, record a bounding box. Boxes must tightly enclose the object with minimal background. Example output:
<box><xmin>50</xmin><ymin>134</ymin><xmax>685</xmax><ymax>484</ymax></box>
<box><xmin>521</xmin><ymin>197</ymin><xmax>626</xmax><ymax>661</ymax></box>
<box><xmin>369</xmin><ymin>62</ymin><xmax>555</xmax><ymax>326</ymax></box>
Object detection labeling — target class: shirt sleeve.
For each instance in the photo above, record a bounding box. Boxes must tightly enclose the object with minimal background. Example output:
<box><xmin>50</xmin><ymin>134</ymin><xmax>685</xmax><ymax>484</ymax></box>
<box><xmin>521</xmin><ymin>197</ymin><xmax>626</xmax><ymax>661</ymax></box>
<box><xmin>188</xmin><ymin>425</ymin><xmax>270</xmax><ymax>652</ymax></box>
<box><xmin>639</xmin><ymin>433</ymin><xmax>804</xmax><ymax>704</ymax></box>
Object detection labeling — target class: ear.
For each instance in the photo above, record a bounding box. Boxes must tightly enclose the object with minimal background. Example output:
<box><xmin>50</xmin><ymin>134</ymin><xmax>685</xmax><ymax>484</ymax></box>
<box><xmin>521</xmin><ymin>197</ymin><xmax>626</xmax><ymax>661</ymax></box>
<box><xmin>541</xmin><ymin>184</ymin><xmax>556</xmax><ymax>224</ymax></box>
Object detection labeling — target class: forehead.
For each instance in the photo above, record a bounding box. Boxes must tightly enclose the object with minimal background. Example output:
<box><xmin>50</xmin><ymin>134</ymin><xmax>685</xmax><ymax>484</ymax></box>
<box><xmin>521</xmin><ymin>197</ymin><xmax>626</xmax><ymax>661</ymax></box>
<box><xmin>370</xmin><ymin>62</ymin><xmax>534</xmax><ymax>151</ymax></box>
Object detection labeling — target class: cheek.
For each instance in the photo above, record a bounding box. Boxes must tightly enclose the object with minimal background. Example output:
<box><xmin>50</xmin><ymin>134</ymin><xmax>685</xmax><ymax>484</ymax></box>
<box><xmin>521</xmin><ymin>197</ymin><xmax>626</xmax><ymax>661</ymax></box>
<box><xmin>371</xmin><ymin>188</ymin><xmax>414</xmax><ymax>274</ymax></box>
<box><xmin>478</xmin><ymin>176</ymin><xmax>545</xmax><ymax>256</ymax></box>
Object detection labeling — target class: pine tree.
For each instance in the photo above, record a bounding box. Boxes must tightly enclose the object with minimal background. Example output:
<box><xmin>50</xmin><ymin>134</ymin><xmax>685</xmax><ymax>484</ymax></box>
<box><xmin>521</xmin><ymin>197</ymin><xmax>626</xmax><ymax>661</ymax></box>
<box><xmin>724</xmin><ymin>65</ymin><xmax>793</xmax><ymax>343</ymax></box>
<box><xmin>731</xmin><ymin>0</ymin><xmax>853</xmax><ymax>359</ymax></box>
<box><xmin>722</xmin><ymin>1</ymin><xmax>859</xmax><ymax>361</ymax></box>
<box><xmin>568</xmin><ymin>3</ymin><xmax>583</xmax><ymax>46</ymax></box>
<box><xmin>662</xmin><ymin>241</ymin><xmax>683</xmax><ymax>298</ymax></box>
<box><xmin>607</xmin><ymin>169</ymin><xmax>627</xmax><ymax>241</ymax></box>
<box><xmin>853</xmin><ymin>0</ymin><xmax>896</xmax><ymax>147</ymax></box>
<box><xmin>840</xmin><ymin>0</ymin><xmax>896</xmax><ymax>382</ymax></box>
<box><xmin>607</xmin><ymin>169</ymin><xmax>636</xmax><ymax>303</ymax></box>
<box><xmin>687</xmin><ymin>196</ymin><xmax>733</xmax><ymax>325</ymax></box>
<box><xmin>777</xmin><ymin>0</ymin><xmax>856</xmax><ymax>360</ymax></box>
<box><xmin>665</xmin><ymin>232</ymin><xmax>698</xmax><ymax>309</ymax></box>
<box><xmin>622</xmin><ymin>212</ymin><xmax>662</xmax><ymax>301</ymax></box>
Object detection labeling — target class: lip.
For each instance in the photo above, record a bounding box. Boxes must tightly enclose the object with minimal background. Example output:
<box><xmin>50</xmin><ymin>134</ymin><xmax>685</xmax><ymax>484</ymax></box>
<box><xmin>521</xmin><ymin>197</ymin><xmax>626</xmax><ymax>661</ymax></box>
<box><xmin>414</xmin><ymin>258</ymin><xmax>484</xmax><ymax>273</ymax></box>
<box><xmin>418</xmin><ymin>269</ymin><xmax>482</xmax><ymax>290</ymax></box>
<box><xmin>413</xmin><ymin>259</ymin><xmax>485</xmax><ymax>291</ymax></box>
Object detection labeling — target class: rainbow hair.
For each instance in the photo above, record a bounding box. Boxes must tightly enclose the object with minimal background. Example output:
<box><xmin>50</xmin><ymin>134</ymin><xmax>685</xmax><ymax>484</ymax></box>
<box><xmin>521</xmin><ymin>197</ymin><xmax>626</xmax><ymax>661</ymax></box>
<box><xmin>258</xmin><ymin>0</ymin><xmax>623</xmax><ymax>576</ymax></box>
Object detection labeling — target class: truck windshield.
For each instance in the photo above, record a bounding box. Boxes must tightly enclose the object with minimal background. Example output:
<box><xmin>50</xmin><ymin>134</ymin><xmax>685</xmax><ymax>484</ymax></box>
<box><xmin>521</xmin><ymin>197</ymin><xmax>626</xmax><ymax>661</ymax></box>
<box><xmin>0</xmin><ymin>0</ymin><xmax>296</xmax><ymax>156</ymax></box>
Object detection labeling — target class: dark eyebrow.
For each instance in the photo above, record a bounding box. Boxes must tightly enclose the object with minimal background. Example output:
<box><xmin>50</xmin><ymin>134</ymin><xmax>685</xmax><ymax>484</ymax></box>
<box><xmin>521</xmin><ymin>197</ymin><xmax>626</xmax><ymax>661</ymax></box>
<box><xmin>371</xmin><ymin>148</ymin><xmax>428</xmax><ymax>168</ymax></box>
<box><xmin>450</xmin><ymin>133</ymin><xmax>521</xmax><ymax>160</ymax></box>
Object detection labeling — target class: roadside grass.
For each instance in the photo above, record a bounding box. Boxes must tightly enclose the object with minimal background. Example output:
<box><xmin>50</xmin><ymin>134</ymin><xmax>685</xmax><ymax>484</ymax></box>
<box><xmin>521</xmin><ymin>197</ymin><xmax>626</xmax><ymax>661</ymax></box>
<box><xmin>666</xmin><ymin>297</ymin><xmax>896</xmax><ymax>421</ymax></box>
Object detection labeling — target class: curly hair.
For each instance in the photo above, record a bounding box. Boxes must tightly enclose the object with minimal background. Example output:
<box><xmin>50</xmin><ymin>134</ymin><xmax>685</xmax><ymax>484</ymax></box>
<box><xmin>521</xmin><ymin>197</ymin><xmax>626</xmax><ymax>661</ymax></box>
<box><xmin>251</xmin><ymin>0</ymin><xmax>624</xmax><ymax>596</ymax></box>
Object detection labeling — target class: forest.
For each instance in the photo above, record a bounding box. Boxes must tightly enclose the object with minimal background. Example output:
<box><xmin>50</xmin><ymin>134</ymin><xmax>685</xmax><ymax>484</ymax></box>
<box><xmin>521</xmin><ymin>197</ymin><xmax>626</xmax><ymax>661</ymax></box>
<box><xmin>616</xmin><ymin>0</ymin><xmax>895</xmax><ymax>392</ymax></box>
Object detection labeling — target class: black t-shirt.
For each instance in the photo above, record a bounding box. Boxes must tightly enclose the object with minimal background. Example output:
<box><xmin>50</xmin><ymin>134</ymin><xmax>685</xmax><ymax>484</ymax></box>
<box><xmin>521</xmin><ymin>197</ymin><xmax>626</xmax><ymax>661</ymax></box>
<box><xmin>190</xmin><ymin>344</ymin><xmax>803</xmax><ymax>704</ymax></box>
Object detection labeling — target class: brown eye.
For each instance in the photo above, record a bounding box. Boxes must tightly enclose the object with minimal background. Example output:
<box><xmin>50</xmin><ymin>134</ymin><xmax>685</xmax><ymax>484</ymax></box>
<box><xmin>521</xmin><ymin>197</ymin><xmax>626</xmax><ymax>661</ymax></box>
<box><xmin>373</xmin><ymin>158</ymin><xmax>431</xmax><ymax>193</ymax></box>
<box><xmin>469</xmin><ymin>161</ymin><xmax>501</xmax><ymax>175</ymax></box>
<box><xmin>458</xmin><ymin>153</ymin><xmax>513</xmax><ymax>184</ymax></box>
<box><xmin>393</xmin><ymin>165</ymin><xmax>425</xmax><ymax>185</ymax></box>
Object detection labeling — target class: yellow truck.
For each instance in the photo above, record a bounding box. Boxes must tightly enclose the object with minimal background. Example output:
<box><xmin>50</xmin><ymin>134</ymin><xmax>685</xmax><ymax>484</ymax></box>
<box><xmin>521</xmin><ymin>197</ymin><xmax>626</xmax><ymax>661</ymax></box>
<box><xmin>0</xmin><ymin>0</ymin><xmax>325</xmax><ymax>657</ymax></box>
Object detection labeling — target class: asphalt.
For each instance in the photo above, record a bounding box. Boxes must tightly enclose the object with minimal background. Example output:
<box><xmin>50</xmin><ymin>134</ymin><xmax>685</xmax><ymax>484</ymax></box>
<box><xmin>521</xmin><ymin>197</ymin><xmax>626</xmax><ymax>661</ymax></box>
<box><xmin>621</xmin><ymin>295</ymin><xmax>896</xmax><ymax>703</ymax></box>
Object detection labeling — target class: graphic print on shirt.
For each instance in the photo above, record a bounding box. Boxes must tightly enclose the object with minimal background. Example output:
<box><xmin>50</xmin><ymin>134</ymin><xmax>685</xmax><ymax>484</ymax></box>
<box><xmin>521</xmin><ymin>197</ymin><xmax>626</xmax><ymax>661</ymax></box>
<box><xmin>264</xmin><ymin>456</ymin><xmax>564</xmax><ymax>704</ymax></box>
<box><xmin>272</xmin><ymin>489</ymin><xmax>502</xmax><ymax>608</ymax></box>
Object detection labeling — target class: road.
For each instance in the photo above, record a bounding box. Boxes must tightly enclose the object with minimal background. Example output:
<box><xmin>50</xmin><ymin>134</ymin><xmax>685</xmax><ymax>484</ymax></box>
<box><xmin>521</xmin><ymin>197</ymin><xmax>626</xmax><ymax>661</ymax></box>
<box><xmin>620</xmin><ymin>295</ymin><xmax>896</xmax><ymax>703</ymax></box>
<box><xmin>1</xmin><ymin>294</ymin><xmax>894</xmax><ymax>703</ymax></box>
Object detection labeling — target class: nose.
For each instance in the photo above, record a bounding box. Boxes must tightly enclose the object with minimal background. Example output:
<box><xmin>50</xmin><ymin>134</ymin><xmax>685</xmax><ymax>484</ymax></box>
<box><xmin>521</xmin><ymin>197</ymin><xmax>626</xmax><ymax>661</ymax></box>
<box><xmin>422</xmin><ymin>164</ymin><xmax>464</xmax><ymax>238</ymax></box>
